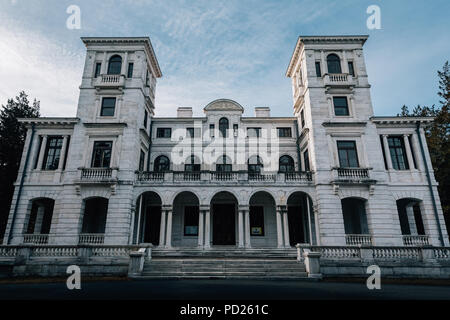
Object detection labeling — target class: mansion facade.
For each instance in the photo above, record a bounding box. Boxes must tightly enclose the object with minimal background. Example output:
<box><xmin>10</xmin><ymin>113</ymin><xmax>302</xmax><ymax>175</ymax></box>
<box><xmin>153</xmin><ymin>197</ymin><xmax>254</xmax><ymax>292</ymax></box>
<box><xmin>3</xmin><ymin>35</ymin><xmax>449</xmax><ymax>252</ymax></box>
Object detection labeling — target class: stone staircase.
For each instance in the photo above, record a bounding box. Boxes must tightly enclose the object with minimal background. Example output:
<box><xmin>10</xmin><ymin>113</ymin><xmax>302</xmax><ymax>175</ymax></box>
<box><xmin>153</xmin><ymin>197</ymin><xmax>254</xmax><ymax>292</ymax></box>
<box><xmin>136</xmin><ymin>248</ymin><xmax>309</xmax><ymax>279</ymax></box>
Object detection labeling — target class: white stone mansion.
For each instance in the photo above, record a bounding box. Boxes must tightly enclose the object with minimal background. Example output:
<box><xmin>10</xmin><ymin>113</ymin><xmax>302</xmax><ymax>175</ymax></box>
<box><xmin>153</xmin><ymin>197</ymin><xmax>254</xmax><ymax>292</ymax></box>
<box><xmin>3</xmin><ymin>35</ymin><xmax>449</xmax><ymax>251</ymax></box>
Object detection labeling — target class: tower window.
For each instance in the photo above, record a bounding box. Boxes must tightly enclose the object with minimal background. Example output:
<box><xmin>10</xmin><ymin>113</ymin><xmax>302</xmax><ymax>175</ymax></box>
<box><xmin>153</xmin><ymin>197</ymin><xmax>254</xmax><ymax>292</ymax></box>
<box><xmin>388</xmin><ymin>137</ymin><xmax>409</xmax><ymax>170</ymax></box>
<box><xmin>91</xmin><ymin>141</ymin><xmax>113</xmax><ymax>168</ymax></box>
<box><xmin>94</xmin><ymin>63</ymin><xmax>101</xmax><ymax>78</ymax></box>
<box><xmin>100</xmin><ymin>97</ymin><xmax>116</xmax><ymax>117</ymax></box>
<box><xmin>43</xmin><ymin>136</ymin><xmax>63</xmax><ymax>170</ymax></box>
<box><xmin>327</xmin><ymin>54</ymin><xmax>342</xmax><ymax>74</ymax></box>
<box><xmin>139</xmin><ymin>150</ymin><xmax>146</xmax><ymax>171</ymax></box>
<box><xmin>303</xmin><ymin>149</ymin><xmax>310</xmax><ymax>171</ymax></box>
<box><xmin>315</xmin><ymin>62</ymin><xmax>322</xmax><ymax>77</ymax></box>
<box><xmin>144</xmin><ymin>109</ymin><xmax>148</xmax><ymax>130</ymax></box>
<box><xmin>337</xmin><ymin>141</ymin><xmax>359</xmax><ymax>168</ymax></box>
<box><xmin>333</xmin><ymin>97</ymin><xmax>349</xmax><ymax>116</ymax></box>
<box><xmin>348</xmin><ymin>61</ymin><xmax>355</xmax><ymax>77</ymax></box>
<box><xmin>300</xmin><ymin>110</ymin><xmax>305</xmax><ymax>128</ymax></box>
<box><xmin>107</xmin><ymin>55</ymin><xmax>122</xmax><ymax>75</ymax></box>
<box><xmin>127</xmin><ymin>63</ymin><xmax>134</xmax><ymax>78</ymax></box>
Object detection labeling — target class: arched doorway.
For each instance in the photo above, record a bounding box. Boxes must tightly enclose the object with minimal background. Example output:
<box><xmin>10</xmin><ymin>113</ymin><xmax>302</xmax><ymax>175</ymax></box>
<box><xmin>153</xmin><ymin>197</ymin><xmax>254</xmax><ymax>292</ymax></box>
<box><xmin>249</xmin><ymin>191</ymin><xmax>277</xmax><ymax>248</ymax></box>
<box><xmin>134</xmin><ymin>192</ymin><xmax>162</xmax><ymax>245</ymax></box>
<box><xmin>24</xmin><ymin>198</ymin><xmax>55</xmax><ymax>244</ymax></box>
<box><xmin>211</xmin><ymin>191</ymin><xmax>238</xmax><ymax>246</ymax></box>
<box><xmin>172</xmin><ymin>192</ymin><xmax>200</xmax><ymax>247</ymax></box>
<box><xmin>287</xmin><ymin>192</ymin><xmax>315</xmax><ymax>246</ymax></box>
<box><xmin>396</xmin><ymin>198</ymin><xmax>428</xmax><ymax>246</ymax></box>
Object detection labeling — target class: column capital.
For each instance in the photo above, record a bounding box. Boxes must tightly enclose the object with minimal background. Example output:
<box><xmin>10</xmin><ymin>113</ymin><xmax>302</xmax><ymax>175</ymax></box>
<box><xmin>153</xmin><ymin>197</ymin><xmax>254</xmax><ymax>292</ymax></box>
<box><xmin>239</xmin><ymin>205</ymin><xmax>249</xmax><ymax>212</ymax></box>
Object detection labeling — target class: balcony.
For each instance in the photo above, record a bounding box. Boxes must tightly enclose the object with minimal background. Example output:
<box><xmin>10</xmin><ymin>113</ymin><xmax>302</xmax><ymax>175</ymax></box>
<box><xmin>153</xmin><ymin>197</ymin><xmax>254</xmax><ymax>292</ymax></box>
<box><xmin>323</xmin><ymin>73</ymin><xmax>355</xmax><ymax>88</ymax></box>
<box><xmin>23</xmin><ymin>234</ymin><xmax>49</xmax><ymax>245</ymax></box>
<box><xmin>78</xmin><ymin>234</ymin><xmax>105</xmax><ymax>245</ymax></box>
<box><xmin>332</xmin><ymin>168</ymin><xmax>375</xmax><ymax>186</ymax></box>
<box><xmin>403</xmin><ymin>235</ymin><xmax>430</xmax><ymax>247</ymax></box>
<box><xmin>345</xmin><ymin>234</ymin><xmax>373</xmax><ymax>246</ymax></box>
<box><xmin>78</xmin><ymin>168</ymin><xmax>118</xmax><ymax>184</ymax></box>
<box><xmin>135</xmin><ymin>171</ymin><xmax>314</xmax><ymax>185</ymax></box>
<box><xmin>93</xmin><ymin>74</ymin><xmax>125</xmax><ymax>89</ymax></box>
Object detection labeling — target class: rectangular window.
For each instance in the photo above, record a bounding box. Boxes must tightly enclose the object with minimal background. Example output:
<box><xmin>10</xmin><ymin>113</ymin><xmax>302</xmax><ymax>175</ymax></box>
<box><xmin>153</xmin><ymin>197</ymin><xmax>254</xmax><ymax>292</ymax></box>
<box><xmin>348</xmin><ymin>62</ymin><xmax>355</xmax><ymax>77</ymax></box>
<box><xmin>233</xmin><ymin>124</ymin><xmax>239</xmax><ymax>137</ymax></box>
<box><xmin>333</xmin><ymin>97</ymin><xmax>349</xmax><ymax>116</ymax></box>
<box><xmin>146</xmin><ymin>70</ymin><xmax>150</xmax><ymax>86</ymax></box>
<box><xmin>91</xmin><ymin>141</ymin><xmax>113</xmax><ymax>168</ymax></box>
<box><xmin>42</xmin><ymin>136</ymin><xmax>63</xmax><ymax>170</ymax></box>
<box><xmin>184</xmin><ymin>206</ymin><xmax>199</xmax><ymax>236</ymax></box>
<box><xmin>144</xmin><ymin>109</ymin><xmax>148</xmax><ymax>130</ymax></box>
<box><xmin>388</xmin><ymin>137</ymin><xmax>409</xmax><ymax>170</ymax></box>
<box><xmin>94</xmin><ymin>63</ymin><xmax>101</xmax><ymax>78</ymax></box>
<box><xmin>100</xmin><ymin>97</ymin><xmax>116</xmax><ymax>117</ymax></box>
<box><xmin>139</xmin><ymin>150</ymin><xmax>145</xmax><ymax>171</ymax></box>
<box><xmin>337</xmin><ymin>141</ymin><xmax>359</xmax><ymax>168</ymax></box>
<box><xmin>186</xmin><ymin>128</ymin><xmax>195</xmax><ymax>138</ymax></box>
<box><xmin>247</xmin><ymin>127</ymin><xmax>261</xmax><ymax>138</ymax></box>
<box><xmin>300</xmin><ymin>110</ymin><xmax>305</xmax><ymax>128</ymax></box>
<box><xmin>277</xmin><ymin>127</ymin><xmax>292</xmax><ymax>138</ymax></box>
<box><xmin>303</xmin><ymin>149</ymin><xmax>310</xmax><ymax>172</ymax></box>
<box><xmin>209</xmin><ymin>124</ymin><xmax>215</xmax><ymax>138</ymax></box>
<box><xmin>315</xmin><ymin>61</ymin><xmax>322</xmax><ymax>77</ymax></box>
<box><xmin>156</xmin><ymin>128</ymin><xmax>172</xmax><ymax>138</ymax></box>
<box><xmin>127</xmin><ymin>63</ymin><xmax>134</xmax><ymax>78</ymax></box>
<box><xmin>250</xmin><ymin>206</ymin><xmax>265</xmax><ymax>236</ymax></box>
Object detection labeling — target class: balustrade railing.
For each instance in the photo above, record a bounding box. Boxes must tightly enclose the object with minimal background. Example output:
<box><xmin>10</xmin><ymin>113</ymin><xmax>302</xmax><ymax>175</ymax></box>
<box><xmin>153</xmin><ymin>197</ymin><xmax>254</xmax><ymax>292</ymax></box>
<box><xmin>211</xmin><ymin>172</ymin><xmax>238</xmax><ymax>182</ymax></box>
<box><xmin>23</xmin><ymin>234</ymin><xmax>49</xmax><ymax>245</ymax></box>
<box><xmin>337</xmin><ymin>168</ymin><xmax>370</xmax><ymax>179</ymax></box>
<box><xmin>78</xmin><ymin>234</ymin><xmax>105</xmax><ymax>245</ymax></box>
<box><xmin>136</xmin><ymin>171</ymin><xmax>164</xmax><ymax>182</ymax></box>
<box><xmin>174</xmin><ymin>172</ymin><xmax>201</xmax><ymax>182</ymax></box>
<box><xmin>345</xmin><ymin>234</ymin><xmax>373</xmax><ymax>246</ymax></box>
<box><xmin>402</xmin><ymin>235</ymin><xmax>430</xmax><ymax>246</ymax></box>
<box><xmin>285</xmin><ymin>171</ymin><xmax>313</xmax><ymax>182</ymax></box>
<box><xmin>81</xmin><ymin>168</ymin><xmax>113</xmax><ymax>181</ymax></box>
<box><xmin>248</xmin><ymin>173</ymin><xmax>276</xmax><ymax>182</ymax></box>
<box><xmin>101</xmin><ymin>74</ymin><xmax>121</xmax><ymax>83</ymax></box>
<box><xmin>329</xmin><ymin>73</ymin><xmax>348</xmax><ymax>82</ymax></box>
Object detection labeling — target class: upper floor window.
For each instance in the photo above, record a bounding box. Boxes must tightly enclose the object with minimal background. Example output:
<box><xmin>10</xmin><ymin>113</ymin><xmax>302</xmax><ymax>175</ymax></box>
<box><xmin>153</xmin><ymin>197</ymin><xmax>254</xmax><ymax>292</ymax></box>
<box><xmin>43</xmin><ymin>136</ymin><xmax>63</xmax><ymax>170</ymax></box>
<box><xmin>185</xmin><ymin>155</ymin><xmax>200</xmax><ymax>172</ymax></box>
<box><xmin>143</xmin><ymin>109</ymin><xmax>148</xmax><ymax>130</ymax></box>
<box><xmin>315</xmin><ymin>61</ymin><xmax>322</xmax><ymax>77</ymax></box>
<box><xmin>186</xmin><ymin>128</ymin><xmax>200</xmax><ymax>138</ymax></box>
<box><xmin>216</xmin><ymin>155</ymin><xmax>232</xmax><ymax>172</ymax></box>
<box><xmin>327</xmin><ymin>54</ymin><xmax>342</xmax><ymax>74</ymax></box>
<box><xmin>127</xmin><ymin>63</ymin><xmax>134</xmax><ymax>78</ymax></box>
<box><xmin>348</xmin><ymin>61</ymin><xmax>355</xmax><ymax>77</ymax></box>
<box><xmin>279</xmin><ymin>155</ymin><xmax>295</xmax><ymax>173</ymax></box>
<box><xmin>388</xmin><ymin>137</ymin><xmax>409</xmax><ymax>170</ymax></box>
<box><xmin>303</xmin><ymin>149</ymin><xmax>310</xmax><ymax>172</ymax></box>
<box><xmin>233</xmin><ymin>124</ymin><xmax>239</xmax><ymax>137</ymax></box>
<box><xmin>209</xmin><ymin>124</ymin><xmax>215</xmax><ymax>138</ymax></box>
<box><xmin>139</xmin><ymin>150</ymin><xmax>146</xmax><ymax>171</ymax></box>
<box><xmin>94</xmin><ymin>63</ymin><xmax>101</xmax><ymax>78</ymax></box>
<box><xmin>247</xmin><ymin>127</ymin><xmax>261</xmax><ymax>138</ymax></box>
<box><xmin>107</xmin><ymin>55</ymin><xmax>122</xmax><ymax>75</ymax></box>
<box><xmin>333</xmin><ymin>97</ymin><xmax>349</xmax><ymax>116</ymax></box>
<box><xmin>92</xmin><ymin>141</ymin><xmax>112</xmax><ymax>168</ymax></box>
<box><xmin>219</xmin><ymin>118</ymin><xmax>229</xmax><ymax>138</ymax></box>
<box><xmin>154</xmin><ymin>155</ymin><xmax>170</xmax><ymax>172</ymax></box>
<box><xmin>101</xmin><ymin>97</ymin><xmax>116</xmax><ymax>117</ymax></box>
<box><xmin>156</xmin><ymin>128</ymin><xmax>172</xmax><ymax>138</ymax></box>
<box><xmin>248</xmin><ymin>156</ymin><xmax>263</xmax><ymax>174</ymax></box>
<box><xmin>278</xmin><ymin>127</ymin><xmax>292</xmax><ymax>138</ymax></box>
<box><xmin>300</xmin><ymin>109</ymin><xmax>305</xmax><ymax>128</ymax></box>
<box><xmin>337</xmin><ymin>141</ymin><xmax>359</xmax><ymax>168</ymax></box>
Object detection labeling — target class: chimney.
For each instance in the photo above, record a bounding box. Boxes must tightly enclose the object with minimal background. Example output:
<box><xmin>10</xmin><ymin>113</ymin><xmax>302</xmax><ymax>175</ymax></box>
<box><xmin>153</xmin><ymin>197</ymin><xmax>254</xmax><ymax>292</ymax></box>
<box><xmin>177</xmin><ymin>107</ymin><xmax>193</xmax><ymax>118</ymax></box>
<box><xmin>255</xmin><ymin>107</ymin><xmax>270</xmax><ymax>117</ymax></box>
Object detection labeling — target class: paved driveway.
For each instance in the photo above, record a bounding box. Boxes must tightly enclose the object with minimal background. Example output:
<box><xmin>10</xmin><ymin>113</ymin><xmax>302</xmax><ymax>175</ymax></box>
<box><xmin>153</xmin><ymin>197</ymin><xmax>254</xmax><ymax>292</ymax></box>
<box><xmin>0</xmin><ymin>279</ymin><xmax>449</xmax><ymax>300</ymax></box>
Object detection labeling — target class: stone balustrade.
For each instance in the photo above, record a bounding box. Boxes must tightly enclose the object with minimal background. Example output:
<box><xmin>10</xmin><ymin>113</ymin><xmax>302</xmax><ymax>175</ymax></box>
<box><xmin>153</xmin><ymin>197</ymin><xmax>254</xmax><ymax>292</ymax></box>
<box><xmin>93</xmin><ymin>74</ymin><xmax>125</xmax><ymax>89</ymax></box>
<box><xmin>323</xmin><ymin>73</ymin><xmax>355</xmax><ymax>87</ymax></box>
<box><xmin>79</xmin><ymin>167</ymin><xmax>118</xmax><ymax>183</ymax></box>
<box><xmin>402</xmin><ymin>235</ymin><xmax>430</xmax><ymax>246</ymax></box>
<box><xmin>345</xmin><ymin>234</ymin><xmax>373</xmax><ymax>246</ymax></box>
<box><xmin>23</xmin><ymin>234</ymin><xmax>49</xmax><ymax>245</ymax></box>
<box><xmin>337</xmin><ymin>168</ymin><xmax>370</xmax><ymax>179</ymax></box>
<box><xmin>78</xmin><ymin>234</ymin><xmax>105</xmax><ymax>245</ymax></box>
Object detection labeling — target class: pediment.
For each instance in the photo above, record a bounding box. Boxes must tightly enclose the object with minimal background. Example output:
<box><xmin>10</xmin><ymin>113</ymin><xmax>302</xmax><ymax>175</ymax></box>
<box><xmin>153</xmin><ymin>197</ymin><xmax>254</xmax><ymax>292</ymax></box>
<box><xmin>204</xmin><ymin>99</ymin><xmax>244</xmax><ymax>113</ymax></box>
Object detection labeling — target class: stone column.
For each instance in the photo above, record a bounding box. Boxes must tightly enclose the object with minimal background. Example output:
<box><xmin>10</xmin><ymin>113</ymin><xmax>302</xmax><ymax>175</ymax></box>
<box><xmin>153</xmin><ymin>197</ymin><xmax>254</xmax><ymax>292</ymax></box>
<box><xmin>159</xmin><ymin>210</ymin><xmax>166</xmax><ymax>247</ymax></box>
<box><xmin>283</xmin><ymin>208</ymin><xmax>290</xmax><ymax>248</ymax></box>
<box><xmin>101</xmin><ymin>51</ymin><xmax>108</xmax><ymax>74</ymax></box>
<box><xmin>204</xmin><ymin>210</ymin><xmax>211</xmax><ymax>249</ymax></box>
<box><xmin>276</xmin><ymin>207</ymin><xmax>284</xmax><ymax>248</ymax></box>
<box><xmin>58</xmin><ymin>135</ymin><xmax>69</xmax><ymax>171</ymax></box>
<box><xmin>198</xmin><ymin>210</ymin><xmax>204</xmax><ymax>248</ymax></box>
<box><xmin>403</xmin><ymin>134</ymin><xmax>415</xmax><ymax>170</ymax></box>
<box><xmin>244</xmin><ymin>209</ymin><xmax>251</xmax><ymax>248</ymax></box>
<box><xmin>238</xmin><ymin>209</ymin><xmax>244</xmax><ymax>248</ymax></box>
<box><xmin>121</xmin><ymin>52</ymin><xmax>128</xmax><ymax>75</ymax></box>
<box><xmin>382</xmin><ymin>135</ymin><xmax>393</xmax><ymax>170</ymax></box>
<box><xmin>165</xmin><ymin>209</ymin><xmax>173</xmax><ymax>248</ymax></box>
<box><xmin>36</xmin><ymin>135</ymin><xmax>48</xmax><ymax>170</ymax></box>
<box><xmin>411</xmin><ymin>133</ymin><xmax>425</xmax><ymax>171</ymax></box>
<box><xmin>406</xmin><ymin>204</ymin><xmax>418</xmax><ymax>235</ymax></box>
<box><xmin>342</xmin><ymin>50</ymin><xmax>348</xmax><ymax>74</ymax></box>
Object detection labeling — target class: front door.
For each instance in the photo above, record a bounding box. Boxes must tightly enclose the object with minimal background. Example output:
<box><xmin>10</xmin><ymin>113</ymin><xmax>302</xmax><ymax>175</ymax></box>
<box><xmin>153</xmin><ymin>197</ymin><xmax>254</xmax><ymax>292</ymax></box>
<box><xmin>288</xmin><ymin>206</ymin><xmax>307</xmax><ymax>246</ymax></box>
<box><xmin>143</xmin><ymin>205</ymin><xmax>161</xmax><ymax>245</ymax></box>
<box><xmin>212</xmin><ymin>204</ymin><xmax>236</xmax><ymax>245</ymax></box>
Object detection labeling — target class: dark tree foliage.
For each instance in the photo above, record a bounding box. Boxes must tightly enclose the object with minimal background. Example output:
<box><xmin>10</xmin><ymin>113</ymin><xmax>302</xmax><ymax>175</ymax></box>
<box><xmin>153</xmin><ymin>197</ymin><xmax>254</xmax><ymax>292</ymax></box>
<box><xmin>0</xmin><ymin>91</ymin><xmax>40</xmax><ymax>240</ymax></box>
<box><xmin>398</xmin><ymin>62</ymin><xmax>450</xmax><ymax>235</ymax></box>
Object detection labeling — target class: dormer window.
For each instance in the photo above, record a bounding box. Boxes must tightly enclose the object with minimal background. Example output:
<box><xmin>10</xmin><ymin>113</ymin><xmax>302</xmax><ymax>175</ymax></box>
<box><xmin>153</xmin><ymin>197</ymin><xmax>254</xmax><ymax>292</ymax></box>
<box><xmin>107</xmin><ymin>55</ymin><xmax>122</xmax><ymax>75</ymax></box>
<box><xmin>327</xmin><ymin>54</ymin><xmax>342</xmax><ymax>74</ymax></box>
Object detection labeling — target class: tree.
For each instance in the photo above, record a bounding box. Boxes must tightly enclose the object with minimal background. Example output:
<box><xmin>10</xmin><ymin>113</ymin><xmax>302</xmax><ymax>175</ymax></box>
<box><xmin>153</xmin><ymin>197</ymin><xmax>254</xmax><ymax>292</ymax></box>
<box><xmin>0</xmin><ymin>91</ymin><xmax>40</xmax><ymax>240</ymax></box>
<box><xmin>398</xmin><ymin>62</ymin><xmax>450</xmax><ymax>235</ymax></box>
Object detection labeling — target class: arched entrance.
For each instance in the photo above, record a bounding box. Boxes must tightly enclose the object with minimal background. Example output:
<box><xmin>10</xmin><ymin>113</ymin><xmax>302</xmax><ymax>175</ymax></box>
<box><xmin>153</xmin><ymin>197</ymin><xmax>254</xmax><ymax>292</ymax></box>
<box><xmin>134</xmin><ymin>192</ymin><xmax>162</xmax><ymax>245</ymax></box>
<box><xmin>249</xmin><ymin>191</ymin><xmax>277</xmax><ymax>248</ymax></box>
<box><xmin>211</xmin><ymin>191</ymin><xmax>238</xmax><ymax>246</ymax></box>
<box><xmin>287</xmin><ymin>192</ymin><xmax>316</xmax><ymax>246</ymax></box>
<box><xmin>172</xmin><ymin>192</ymin><xmax>200</xmax><ymax>247</ymax></box>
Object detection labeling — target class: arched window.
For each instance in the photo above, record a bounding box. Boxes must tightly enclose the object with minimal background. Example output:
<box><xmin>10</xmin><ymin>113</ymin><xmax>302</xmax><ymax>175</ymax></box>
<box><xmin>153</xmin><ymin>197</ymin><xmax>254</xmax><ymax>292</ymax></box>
<box><xmin>154</xmin><ymin>155</ymin><xmax>170</xmax><ymax>172</ymax></box>
<box><xmin>279</xmin><ymin>155</ymin><xmax>295</xmax><ymax>173</ymax></box>
<box><xmin>108</xmin><ymin>55</ymin><xmax>122</xmax><ymax>75</ymax></box>
<box><xmin>327</xmin><ymin>54</ymin><xmax>342</xmax><ymax>74</ymax></box>
<box><xmin>81</xmin><ymin>197</ymin><xmax>108</xmax><ymax>235</ymax></box>
<box><xmin>185</xmin><ymin>155</ymin><xmax>200</xmax><ymax>172</ymax></box>
<box><xmin>219</xmin><ymin>118</ymin><xmax>229</xmax><ymax>138</ymax></box>
<box><xmin>216</xmin><ymin>155</ymin><xmax>232</xmax><ymax>172</ymax></box>
<box><xmin>248</xmin><ymin>156</ymin><xmax>263</xmax><ymax>174</ymax></box>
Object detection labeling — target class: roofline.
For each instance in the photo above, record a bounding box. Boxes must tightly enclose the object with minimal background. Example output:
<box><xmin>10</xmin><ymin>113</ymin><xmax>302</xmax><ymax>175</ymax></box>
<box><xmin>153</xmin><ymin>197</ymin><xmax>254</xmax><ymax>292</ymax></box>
<box><xmin>81</xmin><ymin>37</ymin><xmax>162</xmax><ymax>78</ymax></box>
<box><xmin>370</xmin><ymin>116</ymin><xmax>434</xmax><ymax>124</ymax></box>
<box><xmin>286</xmin><ymin>35</ymin><xmax>369</xmax><ymax>77</ymax></box>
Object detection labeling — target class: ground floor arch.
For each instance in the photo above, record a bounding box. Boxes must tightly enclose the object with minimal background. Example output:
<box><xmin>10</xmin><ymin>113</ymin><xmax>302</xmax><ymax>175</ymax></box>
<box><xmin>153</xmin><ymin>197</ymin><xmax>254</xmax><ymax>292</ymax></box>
<box><xmin>171</xmin><ymin>191</ymin><xmax>200</xmax><ymax>247</ymax></box>
<box><xmin>249</xmin><ymin>191</ymin><xmax>277</xmax><ymax>248</ymax></box>
<box><xmin>286</xmin><ymin>191</ymin><xmax>316</xmax><ymax>246</ymax></box>
<box><xmin>23</xmin><ymin>198</ymin><xmax>55</xmax><ymax>244</ymax></box>
<box><xmin>133</xmin><ymin>192</ymin><xmax>162</xmax><ymax>245</ymax></box>
<box><xmin>210</xmin><ymin>191</ymin><xmax>238</xmax><ymax>246</ymax></box>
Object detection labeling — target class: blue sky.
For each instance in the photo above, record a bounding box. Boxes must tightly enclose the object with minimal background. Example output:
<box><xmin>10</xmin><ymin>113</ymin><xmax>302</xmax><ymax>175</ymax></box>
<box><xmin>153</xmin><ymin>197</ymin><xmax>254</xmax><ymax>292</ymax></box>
<box><xmin>0</xmin><ymin>0</ymin><xmax>449</xmax><ymax>117</ymax></box>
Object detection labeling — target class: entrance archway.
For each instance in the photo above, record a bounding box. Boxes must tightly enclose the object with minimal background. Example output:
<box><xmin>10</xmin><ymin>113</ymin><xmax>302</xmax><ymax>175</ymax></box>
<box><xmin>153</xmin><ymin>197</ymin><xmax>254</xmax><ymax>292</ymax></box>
<box><xmin>172</xmin><ymin>192</ymin><xmax>200</xmax><ymax>247</ymax></box>
<box><xmin>134</xmin><ymin>192</ymin><xmax>162</xmax><ymax>245</ymax></box>
<box><xmin>211</xmin><ymin>191</ymin><xmax>238</xmax><ymax>246</ymax></box>
<box><xmin>287</xmin><ymin>192</ymin><xmax>316</xmax><ymax>246</ymax></box>
<box><xmin>249</xmin><ymin>191</ymin><xmax>277</xmax><ymax>248</ymax></box>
